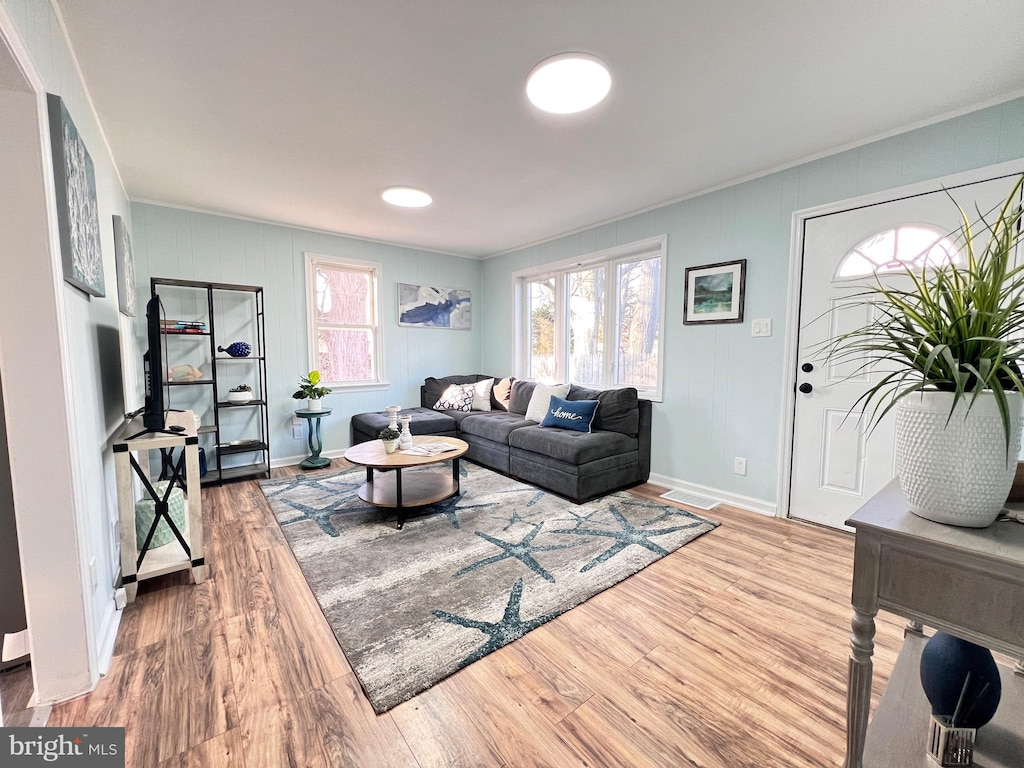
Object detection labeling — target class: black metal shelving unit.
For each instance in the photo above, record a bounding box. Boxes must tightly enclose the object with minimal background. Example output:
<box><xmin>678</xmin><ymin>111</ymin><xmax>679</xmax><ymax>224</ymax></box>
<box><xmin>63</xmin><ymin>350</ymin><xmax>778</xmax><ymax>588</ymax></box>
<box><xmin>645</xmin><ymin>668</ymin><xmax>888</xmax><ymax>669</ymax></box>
<box><xmin>151</xmin><ymin>278</ymin><xmax>270</xmax><ymax>485</ymax></box>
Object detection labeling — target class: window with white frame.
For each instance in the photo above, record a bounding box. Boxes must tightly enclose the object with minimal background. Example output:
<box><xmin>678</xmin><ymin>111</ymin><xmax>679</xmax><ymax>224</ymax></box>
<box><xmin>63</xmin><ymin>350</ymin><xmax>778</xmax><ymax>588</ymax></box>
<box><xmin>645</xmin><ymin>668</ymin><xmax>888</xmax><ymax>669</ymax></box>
<box><xmin>517</xmin><ymin>236</ymin><xmax>666</xmax><ymax>400</ymax></box>
<box><xmin>305</xmin><ymin>254</ymin><xmax>384</xmax><ymax>388</ymax></box>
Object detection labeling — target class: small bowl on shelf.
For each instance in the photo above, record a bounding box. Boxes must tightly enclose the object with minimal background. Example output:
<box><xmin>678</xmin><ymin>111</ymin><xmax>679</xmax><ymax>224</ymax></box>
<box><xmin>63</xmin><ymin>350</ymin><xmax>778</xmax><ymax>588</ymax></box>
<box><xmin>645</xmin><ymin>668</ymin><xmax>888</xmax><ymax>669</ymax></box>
<box><xmin>226</xmin><ymin>386</ymin><xmax>253</xmax><ymax>404</ymax></box>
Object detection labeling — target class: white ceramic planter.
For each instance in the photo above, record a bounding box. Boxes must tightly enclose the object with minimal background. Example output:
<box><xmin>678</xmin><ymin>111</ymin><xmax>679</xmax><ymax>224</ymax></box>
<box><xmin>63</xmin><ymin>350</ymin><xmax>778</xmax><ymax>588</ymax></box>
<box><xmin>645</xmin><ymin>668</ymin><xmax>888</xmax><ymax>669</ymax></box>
<box><xmin>895</xmin><ymin>390</ymin><xmax>1023</xmax><ymax>528</ymax></box>
<box><xmin>382</xmin><ymin>439</ymin><xmax>398</xmax><ymax>454</ymax></box>
<box><xmin>307</xmin><ymin>398</ymin><xmax>323</xmax><ymax>412</ymax></box>
<box><xmin>226</xmin><ymin>391</ymin><xmax>252</xmax><ymax>404</ymax></box>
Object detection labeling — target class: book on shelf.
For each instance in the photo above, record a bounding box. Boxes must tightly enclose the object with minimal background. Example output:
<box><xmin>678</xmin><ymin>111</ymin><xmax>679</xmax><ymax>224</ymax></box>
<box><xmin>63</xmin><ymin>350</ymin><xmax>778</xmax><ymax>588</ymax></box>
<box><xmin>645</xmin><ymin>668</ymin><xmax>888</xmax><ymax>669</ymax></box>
<box><xmin>161</xmin><ymin>320</ymin><xmax>207</xmax><ymax>330</ymax></box>
<box><xmin>400</xmin><ymin>442</ymin><xmax>458</xmax><ymax>456</ymax></box>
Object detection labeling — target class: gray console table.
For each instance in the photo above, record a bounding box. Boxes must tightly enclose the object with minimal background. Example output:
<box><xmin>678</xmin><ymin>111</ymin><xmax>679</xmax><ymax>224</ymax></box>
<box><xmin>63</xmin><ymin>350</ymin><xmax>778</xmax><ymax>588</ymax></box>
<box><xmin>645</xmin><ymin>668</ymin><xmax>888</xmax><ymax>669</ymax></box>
<box><xmin>843</xmin><ymin>481</ymin><xmax>1024</xmax><ymax>767</ymax></box>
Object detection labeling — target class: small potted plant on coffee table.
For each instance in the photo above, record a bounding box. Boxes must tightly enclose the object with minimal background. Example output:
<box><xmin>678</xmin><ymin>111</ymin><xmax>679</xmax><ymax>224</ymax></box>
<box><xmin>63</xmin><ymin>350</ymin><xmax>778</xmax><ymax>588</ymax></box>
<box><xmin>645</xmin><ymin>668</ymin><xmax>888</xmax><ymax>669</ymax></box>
<box><xmin>379</xmin><ymin>426</ymin><xmax>401</xmax><ymax>454</ymax></box>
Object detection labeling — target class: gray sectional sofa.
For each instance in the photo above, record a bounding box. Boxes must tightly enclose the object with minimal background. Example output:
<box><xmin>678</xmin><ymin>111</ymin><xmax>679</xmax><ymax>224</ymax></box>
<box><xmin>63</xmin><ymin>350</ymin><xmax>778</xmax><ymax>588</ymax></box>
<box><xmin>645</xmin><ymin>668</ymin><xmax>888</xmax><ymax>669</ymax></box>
<box><xmin>350</xmin><ymin>374</ymin><xmax>651</xmax><ymax>502</ymax></box>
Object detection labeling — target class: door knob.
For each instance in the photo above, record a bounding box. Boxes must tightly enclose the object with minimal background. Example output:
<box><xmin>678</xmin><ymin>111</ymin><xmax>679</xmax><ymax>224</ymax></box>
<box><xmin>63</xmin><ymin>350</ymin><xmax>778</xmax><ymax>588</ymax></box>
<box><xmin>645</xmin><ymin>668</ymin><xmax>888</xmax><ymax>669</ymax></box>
<box><xmin>798</xmin><ymin>382</ymin><xmax>813</xmax><ymax>394</ymax></box>
<box><xmin>801</xmin><ymin>363</ymin><xmax>814</xmax><ymax>373</ymax></box>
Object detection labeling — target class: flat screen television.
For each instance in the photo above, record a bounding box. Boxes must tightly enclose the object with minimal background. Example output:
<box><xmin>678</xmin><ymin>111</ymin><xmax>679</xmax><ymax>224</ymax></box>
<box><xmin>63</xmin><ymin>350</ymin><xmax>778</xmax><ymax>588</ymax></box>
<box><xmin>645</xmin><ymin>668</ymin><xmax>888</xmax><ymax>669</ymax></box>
<box><xmin>143</xmin><ymin>295</ymin><xmax>166</xmax><ymax>431</ymax></box>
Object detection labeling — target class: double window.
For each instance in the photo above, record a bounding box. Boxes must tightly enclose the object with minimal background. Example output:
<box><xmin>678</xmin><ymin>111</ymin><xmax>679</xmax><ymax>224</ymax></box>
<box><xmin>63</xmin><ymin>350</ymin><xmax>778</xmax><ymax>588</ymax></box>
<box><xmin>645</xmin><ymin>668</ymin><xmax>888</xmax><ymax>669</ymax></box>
<box><xmin>516</xmin><ymin>236</ymin><xmax>666</xmax><ymax>400</ymax></box>
<box><xmin>305</xmin><ymin>254</ymin><xmax>385</xmax><ymax>389</ymax></box>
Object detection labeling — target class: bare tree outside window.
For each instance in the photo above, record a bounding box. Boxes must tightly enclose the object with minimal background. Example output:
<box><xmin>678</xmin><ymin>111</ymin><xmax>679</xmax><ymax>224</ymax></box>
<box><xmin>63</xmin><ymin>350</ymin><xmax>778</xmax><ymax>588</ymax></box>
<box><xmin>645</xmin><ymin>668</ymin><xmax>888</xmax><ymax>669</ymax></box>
<box><xmin>308</xmin><ymin>258</ymin><xmax>381</xmax><ymax>386</ymax></box>
<box><xmin>517</xmin><ymin>240</ymin><xmax>664</xmax><ymax>397</ymax></box>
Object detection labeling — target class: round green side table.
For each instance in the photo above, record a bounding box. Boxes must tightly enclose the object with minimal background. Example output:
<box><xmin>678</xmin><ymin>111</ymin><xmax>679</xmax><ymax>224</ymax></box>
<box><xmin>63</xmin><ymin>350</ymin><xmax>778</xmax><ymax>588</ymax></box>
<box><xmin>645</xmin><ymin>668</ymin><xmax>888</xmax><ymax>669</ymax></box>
<box><xmin>295</xmin><ymin>408</ymin><xmax>333</xmax><ymax>469</ymax></box>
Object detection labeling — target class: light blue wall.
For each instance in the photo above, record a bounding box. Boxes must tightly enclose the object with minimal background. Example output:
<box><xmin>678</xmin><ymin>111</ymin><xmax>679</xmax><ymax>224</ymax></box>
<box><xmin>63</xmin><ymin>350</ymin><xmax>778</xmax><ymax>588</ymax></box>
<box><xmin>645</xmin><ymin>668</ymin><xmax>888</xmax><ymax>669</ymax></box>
<box><xmin>480</xmin><ymin>97</ymin><xmax>1024</xmax><ymax>506</ymax></box>
<box><xmin>131</xmin><ymin>204</ymin><xmax>483</xmax><ymax>463</ymax></box>
<box><xmin>1</xmin><ymin>0</ymin><xmax>135</xmax><ymax>671</ymax></box>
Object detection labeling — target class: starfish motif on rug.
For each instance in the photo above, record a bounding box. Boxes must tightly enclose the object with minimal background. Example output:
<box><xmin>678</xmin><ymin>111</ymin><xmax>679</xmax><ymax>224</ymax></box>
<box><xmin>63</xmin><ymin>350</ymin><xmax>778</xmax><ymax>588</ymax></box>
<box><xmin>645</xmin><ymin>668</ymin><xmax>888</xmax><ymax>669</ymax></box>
<box><xmin>483</xmin><ymin>487</ymin><xmax>548</xmax><ymax>528</ymax></box>
<box><xmin>262</xmin><ymin>472</ymin><xmax>355</xmax><ymax>499</ymax></box>
<box><xmin>638</xmin><ymin>501</ymin><xmax>712</xmax><ymax>528</ymax></box>
<box><xmin>418</xmin><ymin>492</ymin><xmax>499</xmax><ymax>529</ymax></box>
<box><xmin>550</xmin><ymin>504</ymin><xmax>705</xmax><ymax>572</ymax></box>
<box><xmin>278</xmin><ymin>497</ymin><xmax>355</xmax><ymax>537</ymax></box>
<box><xmin>432</xmin><ymin>578</ymin><xmax>562</xmax><ymax>665</ymax></box>
<box><xmin>453</xmin><ymin>522</ymin><xmax>579</xmax><ymax>582</ymax></box>
<box><xmin>488</xmin><ymin>488</ymin><xmax>548</xmax><ymax>530</ymax></box>
<box><xmin>553</xmin><ymin>508</ymin><xmax>608</xmax><ymax>531</ymax></box>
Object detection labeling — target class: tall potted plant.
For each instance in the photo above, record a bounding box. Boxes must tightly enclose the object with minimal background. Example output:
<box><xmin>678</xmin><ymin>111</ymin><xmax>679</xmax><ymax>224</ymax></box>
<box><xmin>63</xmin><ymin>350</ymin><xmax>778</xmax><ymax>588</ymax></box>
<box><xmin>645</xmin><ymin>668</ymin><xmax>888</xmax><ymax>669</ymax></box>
<box><xmin>292</xmin><ymin>369</ymin><xmax>332</xmax><ymax>411</ymax></box>
<box><xmin>825</xmin><ymin>175</ymin><xmax>1024</xmax><ymax>527</ymax></box>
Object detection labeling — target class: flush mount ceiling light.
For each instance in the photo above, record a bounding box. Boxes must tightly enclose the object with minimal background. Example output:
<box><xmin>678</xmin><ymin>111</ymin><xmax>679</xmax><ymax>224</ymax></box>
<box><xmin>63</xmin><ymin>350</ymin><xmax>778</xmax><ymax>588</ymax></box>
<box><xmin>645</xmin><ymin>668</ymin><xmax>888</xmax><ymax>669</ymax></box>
<box><xmin>526</xmin><ymin>53</ymin><xmax>611</xmax><ymax>115</ymax></box>
<box><xmin>382</xmin><ymin>187</ymin><xmax>432</xmax><ymax>208</ymax></box>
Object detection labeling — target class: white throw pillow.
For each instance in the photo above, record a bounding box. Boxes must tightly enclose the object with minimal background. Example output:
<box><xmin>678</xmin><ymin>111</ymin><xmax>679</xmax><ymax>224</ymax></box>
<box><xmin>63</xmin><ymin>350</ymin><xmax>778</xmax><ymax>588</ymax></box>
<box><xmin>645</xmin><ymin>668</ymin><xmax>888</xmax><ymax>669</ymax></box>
<box><xmin>525</xmin><ymin>383</ymin><xmax>570</xmax><ymax>423</ymax></box>
<box><xmin>472</xmin><ymin>378</ymin><xmax>494</xmax><ymax>411</ymax></box>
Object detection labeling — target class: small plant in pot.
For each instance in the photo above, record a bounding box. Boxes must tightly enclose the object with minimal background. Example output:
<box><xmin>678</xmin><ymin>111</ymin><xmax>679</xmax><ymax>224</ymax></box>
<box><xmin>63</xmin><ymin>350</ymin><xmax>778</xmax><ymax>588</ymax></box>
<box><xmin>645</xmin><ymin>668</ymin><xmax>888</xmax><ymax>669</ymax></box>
<box><xmin>227</xmin><ymin>384</ymin><xmax>253</xmax><ymax>404</ymax></box>
<box><xmin>824</xmin><ymin>175</ymin><xmax>1024</xmax><ymax>527</ymax></box>
<box><xmin>292</xmin><ymin>370</ymin><xmax>332</xmax><ymax>411</ymax></box>
<box><xmin>379</xmin><ymin>426</ymin><xmax>401</xmax><ymax>454</ymax></box>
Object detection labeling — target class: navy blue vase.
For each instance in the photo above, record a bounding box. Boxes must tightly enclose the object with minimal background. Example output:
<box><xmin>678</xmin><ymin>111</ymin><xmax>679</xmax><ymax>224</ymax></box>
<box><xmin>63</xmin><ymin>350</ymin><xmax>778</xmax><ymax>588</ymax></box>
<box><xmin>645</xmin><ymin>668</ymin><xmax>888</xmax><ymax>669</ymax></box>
<box><xmin>919</xmin><ymin>632</ymin><xmax>1001</xmax><ymax>728</ymax></box>
<box><xmin>218</xmin><ymin>341</ymin><xmax>251</xmax><ymax>357</ymax></box>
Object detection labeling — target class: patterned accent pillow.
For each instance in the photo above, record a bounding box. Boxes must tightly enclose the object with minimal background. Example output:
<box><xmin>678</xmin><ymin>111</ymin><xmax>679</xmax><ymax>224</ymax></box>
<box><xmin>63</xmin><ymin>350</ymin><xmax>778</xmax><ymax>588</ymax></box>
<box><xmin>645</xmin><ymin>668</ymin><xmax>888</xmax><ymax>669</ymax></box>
<box><xmin>433</xmin><ymin>383</ymin><xmax>475</xmax><ymax>412</ymax></box>
<box><xmin>540</xmin><ymin>396</ymin><xmax>599</xmax><ymax>433</ymax></box>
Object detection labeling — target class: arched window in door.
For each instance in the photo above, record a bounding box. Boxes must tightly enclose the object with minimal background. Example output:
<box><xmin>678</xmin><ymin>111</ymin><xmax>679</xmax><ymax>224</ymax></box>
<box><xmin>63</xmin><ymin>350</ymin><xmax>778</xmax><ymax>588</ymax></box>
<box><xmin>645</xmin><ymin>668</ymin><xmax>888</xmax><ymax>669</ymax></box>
<box><xmin>834</xmin><ymin>225</ymin><xmax>959</xmax><ymax>279</ymax></box>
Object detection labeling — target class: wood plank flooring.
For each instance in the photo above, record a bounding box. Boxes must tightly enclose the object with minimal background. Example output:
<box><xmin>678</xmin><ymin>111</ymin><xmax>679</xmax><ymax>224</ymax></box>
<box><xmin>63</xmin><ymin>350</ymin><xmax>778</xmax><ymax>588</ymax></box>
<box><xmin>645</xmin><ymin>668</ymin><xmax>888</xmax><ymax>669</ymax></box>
<box><xmin>47</xmin><ymin>465</ymin><xmax>904</xmax><ymax>767</ymax></box>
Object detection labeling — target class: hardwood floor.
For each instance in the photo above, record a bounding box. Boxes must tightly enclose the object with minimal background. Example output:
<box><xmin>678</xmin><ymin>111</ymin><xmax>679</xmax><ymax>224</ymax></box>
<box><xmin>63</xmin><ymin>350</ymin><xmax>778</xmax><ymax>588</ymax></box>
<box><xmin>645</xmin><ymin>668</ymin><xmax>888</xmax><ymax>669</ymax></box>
<box><xmin>48</xmin><ymin>465</ymin><xmax>904</xmax><ymax>767</ymax></box>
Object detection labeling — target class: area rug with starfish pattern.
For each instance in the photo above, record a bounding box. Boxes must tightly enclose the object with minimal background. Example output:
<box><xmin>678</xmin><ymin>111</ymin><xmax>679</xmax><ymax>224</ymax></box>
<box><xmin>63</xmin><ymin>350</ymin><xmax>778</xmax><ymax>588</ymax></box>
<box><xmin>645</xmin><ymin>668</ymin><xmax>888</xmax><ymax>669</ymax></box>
<box><xmin>259</xmin><ymin>461</ymin><xmax>718</xmax><ymax>712</ymax></box>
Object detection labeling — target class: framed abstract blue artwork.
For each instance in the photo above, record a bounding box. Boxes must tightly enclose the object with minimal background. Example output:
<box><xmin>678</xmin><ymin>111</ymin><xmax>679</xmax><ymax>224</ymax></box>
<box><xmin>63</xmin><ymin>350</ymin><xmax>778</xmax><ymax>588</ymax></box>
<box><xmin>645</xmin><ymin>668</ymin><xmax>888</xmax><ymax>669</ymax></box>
<box><xmin>398</xmin><ymin>283</ymin><xmax>471</xmax><ymax>329</ymax></box>
<box><xmin>47</xmin><ymin>93</ymin><xmax>105</xmax><ymax>298</ymax></box>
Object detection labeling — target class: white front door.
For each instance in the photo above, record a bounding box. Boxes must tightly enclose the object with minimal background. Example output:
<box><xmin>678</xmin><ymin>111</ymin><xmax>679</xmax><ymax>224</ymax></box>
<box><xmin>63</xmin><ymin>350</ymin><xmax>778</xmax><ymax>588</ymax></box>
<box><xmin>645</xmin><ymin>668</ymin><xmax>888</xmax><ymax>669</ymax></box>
<box><xmin>789</xmin><ymin>174</ymin><xmax>1023</xmax><ymax>530</ymax></box>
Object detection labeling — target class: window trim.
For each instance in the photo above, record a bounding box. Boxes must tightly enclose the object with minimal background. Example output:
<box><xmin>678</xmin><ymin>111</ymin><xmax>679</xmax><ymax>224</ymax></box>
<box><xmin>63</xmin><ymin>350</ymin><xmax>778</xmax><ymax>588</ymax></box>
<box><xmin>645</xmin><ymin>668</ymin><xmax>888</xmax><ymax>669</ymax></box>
<box><xmin>304</xmin><ymin>252</ymin><xmax>388</xmax><ymax>391</ymax></box>
<box><xmin>512</xmin><ymin>235</ymin><xmax>667</xmax><ymax>401</ymax></box>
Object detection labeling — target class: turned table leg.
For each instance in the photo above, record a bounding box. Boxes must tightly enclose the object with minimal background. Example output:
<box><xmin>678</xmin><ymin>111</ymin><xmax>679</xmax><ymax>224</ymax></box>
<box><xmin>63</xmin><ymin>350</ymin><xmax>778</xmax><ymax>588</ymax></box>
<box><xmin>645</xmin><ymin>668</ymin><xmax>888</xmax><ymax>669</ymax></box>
<box><xmin>843</xmin><ymin>607</ymin><xmax>877</xmax><ymax>768</ymax></box>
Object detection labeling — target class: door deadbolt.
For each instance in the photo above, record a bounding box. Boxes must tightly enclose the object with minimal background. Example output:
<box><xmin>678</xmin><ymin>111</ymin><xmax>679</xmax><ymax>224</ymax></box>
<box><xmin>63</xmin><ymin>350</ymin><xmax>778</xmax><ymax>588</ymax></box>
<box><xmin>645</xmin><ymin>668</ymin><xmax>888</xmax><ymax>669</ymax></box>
<box><xmin>801</xmin><ymin>363</ymin><xmax>814</xmax><ymax>373</ymax></box>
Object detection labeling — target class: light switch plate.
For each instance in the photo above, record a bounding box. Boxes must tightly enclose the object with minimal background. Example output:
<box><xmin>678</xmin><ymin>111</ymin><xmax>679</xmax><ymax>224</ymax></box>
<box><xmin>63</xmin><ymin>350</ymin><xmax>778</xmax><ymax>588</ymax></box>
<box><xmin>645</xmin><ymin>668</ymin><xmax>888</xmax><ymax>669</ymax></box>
<box><xmin>751</xmin><ymin>318</ymin><xmax>772</xmax><ymax>337</ymax></box>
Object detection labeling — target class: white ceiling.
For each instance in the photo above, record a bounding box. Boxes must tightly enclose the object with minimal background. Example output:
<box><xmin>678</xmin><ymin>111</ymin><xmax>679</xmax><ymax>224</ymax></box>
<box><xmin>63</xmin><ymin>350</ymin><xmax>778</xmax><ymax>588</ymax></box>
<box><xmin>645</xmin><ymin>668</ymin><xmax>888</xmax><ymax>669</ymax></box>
<box><xmin>56</xmin><ymin>0</ymin><xmax>1024</xmax><ymax>258</ymax></box>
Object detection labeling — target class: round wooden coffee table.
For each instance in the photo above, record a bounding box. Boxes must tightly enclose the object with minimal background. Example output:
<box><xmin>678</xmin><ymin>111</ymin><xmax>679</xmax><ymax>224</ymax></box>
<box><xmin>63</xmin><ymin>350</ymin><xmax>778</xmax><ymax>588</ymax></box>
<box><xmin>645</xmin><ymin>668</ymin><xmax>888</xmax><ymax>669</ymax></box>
<box><xmin>343</xmin><ymin>435</ymin><xmax>469</xmax><ymax>529</ymax></box>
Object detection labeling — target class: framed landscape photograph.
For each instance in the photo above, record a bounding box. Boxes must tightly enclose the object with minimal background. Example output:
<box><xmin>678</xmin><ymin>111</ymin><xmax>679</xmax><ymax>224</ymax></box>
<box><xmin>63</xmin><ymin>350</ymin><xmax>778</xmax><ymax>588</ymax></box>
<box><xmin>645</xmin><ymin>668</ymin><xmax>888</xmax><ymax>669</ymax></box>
<box><xmin>683</xmin><ymin>259</ymin><xmax>746</xmax><ymax>325</ymax></box>
<box><xmin>47</xmin><ymin>93</ymin><xmax>105</xmax><ymax>298</ymax></box>
<box><xmin>112</xmin><ymin>215</ymin><xmax>136</xmax><ymax>316</ymax></box>
<box><xmin>398</xmin><ymin>283</ymin><xmax>471</xmax><ymax>329</ymax></box>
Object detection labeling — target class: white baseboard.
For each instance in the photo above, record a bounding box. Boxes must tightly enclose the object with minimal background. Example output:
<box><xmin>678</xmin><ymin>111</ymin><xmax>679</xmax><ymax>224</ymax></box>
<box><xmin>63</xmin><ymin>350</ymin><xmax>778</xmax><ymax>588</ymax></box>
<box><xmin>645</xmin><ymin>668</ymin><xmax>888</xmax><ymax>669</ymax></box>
<box><xmin>648</xmin><ymin>473</ymin><xmax>777</xmax><ymax>517</ymax></box>
<box><xmin>95</xmin><ymin>598</ymin><xmax>121</xmax><ymax>676</ymax></box>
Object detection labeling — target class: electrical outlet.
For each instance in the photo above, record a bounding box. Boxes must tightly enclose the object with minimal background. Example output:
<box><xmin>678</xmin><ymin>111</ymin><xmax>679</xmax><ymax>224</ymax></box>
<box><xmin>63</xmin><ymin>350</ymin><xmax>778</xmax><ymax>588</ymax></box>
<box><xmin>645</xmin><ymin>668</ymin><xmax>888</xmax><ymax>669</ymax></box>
<box><xmin>734</xmin><ymin>457</ymin><xmax>748</xmax><ymax>476</ymax></box>
<box><xmin>293</xmin><ymin>425</ymin><xmax>303</xmax><ymax>440</ymax></box>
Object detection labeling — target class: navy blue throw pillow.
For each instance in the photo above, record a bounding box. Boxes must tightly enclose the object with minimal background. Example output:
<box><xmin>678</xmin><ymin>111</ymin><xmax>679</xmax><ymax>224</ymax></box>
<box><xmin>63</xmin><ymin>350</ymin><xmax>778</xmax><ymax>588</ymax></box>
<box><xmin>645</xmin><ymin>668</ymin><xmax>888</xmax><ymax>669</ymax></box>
<box><xmin>540</xmin><ymin>396</ymin><xmax>598</xmax><ymax>433</ymax></box>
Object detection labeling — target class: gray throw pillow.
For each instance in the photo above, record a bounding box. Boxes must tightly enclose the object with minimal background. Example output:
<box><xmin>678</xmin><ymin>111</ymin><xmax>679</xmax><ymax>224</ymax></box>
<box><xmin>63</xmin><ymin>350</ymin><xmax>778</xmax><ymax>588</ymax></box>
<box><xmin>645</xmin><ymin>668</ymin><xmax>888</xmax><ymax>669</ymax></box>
<box><xmin>568</xmin><ymin>384</ymin><xmax>640</xmax><ymax>435</ymax></box>
<box><xmin>508</xmin><ymin>380</ymin><xmax>537</xmax><ymax>415</ymax></box>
